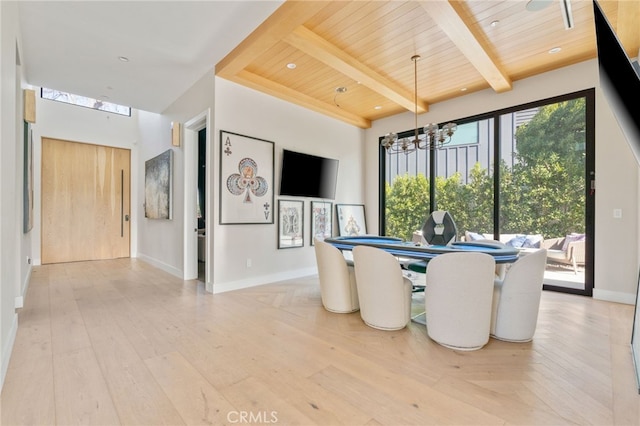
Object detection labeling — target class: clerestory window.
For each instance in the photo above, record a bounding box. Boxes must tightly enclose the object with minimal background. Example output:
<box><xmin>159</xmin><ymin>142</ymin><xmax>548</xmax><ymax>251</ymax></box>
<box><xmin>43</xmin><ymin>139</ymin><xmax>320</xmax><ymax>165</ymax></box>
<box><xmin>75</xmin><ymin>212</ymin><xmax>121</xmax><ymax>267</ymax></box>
<box><xmin>41</xmin><ymin>88</ymin><xmax>131</xmax><ymax>116</ymax></box>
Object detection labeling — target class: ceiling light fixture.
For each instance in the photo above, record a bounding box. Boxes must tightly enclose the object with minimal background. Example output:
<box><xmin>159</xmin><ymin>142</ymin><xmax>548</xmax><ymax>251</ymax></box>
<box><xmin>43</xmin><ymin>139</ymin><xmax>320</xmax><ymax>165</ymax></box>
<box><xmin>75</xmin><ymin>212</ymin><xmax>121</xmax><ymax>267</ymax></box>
<box><xmin>381</xmin><ymin>55</ymin><xmax>457</xmax><ymax>154</ymax></box>
<box><xmin>548</xmin><ymin>47</ymin><xmax>562</xmax><ymax>54</ymax></box>
<box><xmin>334</xmin><ymin>86</ymin><xmax>347</xmax><ymax>107</ymax></box>
<box><xmin>286</xmin><ymin>63</ymin><xmax>296</xmax><ymax>69</ymax></box>
<box><xmin>118</xmin><ymin>56</ymin><xmax>129</xmax><ymax>62</ymax></box>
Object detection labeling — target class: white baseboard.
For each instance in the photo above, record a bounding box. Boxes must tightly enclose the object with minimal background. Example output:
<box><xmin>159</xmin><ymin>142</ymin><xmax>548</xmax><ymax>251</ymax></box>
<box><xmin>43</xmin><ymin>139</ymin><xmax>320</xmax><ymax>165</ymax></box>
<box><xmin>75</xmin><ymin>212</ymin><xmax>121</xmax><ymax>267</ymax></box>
<box><xmin>19</xmin><ymin>263</ymin><xmax>32</xmax><ymax>308</ymax></box>
<box><xmin>1</xmin><ymin>313</ymin><xmax>18</xmax><ymax>393</ymax></box>
<box><xmin>213</xmin><ymin>267</ymin><xmax>317</xmax><ymax>294</ymax></box>
<box><xmin>136</xmin><ymin>253</ymin><xmax>183</xmax><ymax>279</ymax></box>
<box><xmin>593</xmin><ymin>288</ymin><xmax>636</xmax><ymax>305</ymax></box>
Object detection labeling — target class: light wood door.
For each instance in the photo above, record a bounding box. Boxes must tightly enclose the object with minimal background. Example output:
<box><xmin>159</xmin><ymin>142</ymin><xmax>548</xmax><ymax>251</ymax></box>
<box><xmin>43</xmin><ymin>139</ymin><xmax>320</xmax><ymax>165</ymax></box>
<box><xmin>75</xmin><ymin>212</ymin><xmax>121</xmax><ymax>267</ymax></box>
<box><xmin>41</xmin><ymin>138</ymin><xmax>130</xmax><ymax>264</ymax></box>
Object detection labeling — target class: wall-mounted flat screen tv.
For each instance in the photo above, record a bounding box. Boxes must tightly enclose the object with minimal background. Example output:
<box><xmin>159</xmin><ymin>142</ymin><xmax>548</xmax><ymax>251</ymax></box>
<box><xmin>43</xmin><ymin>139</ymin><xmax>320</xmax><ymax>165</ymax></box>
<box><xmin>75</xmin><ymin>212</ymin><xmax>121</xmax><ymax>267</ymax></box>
<box><xmin>279</xmin><ymin>149</ymin><xmax>339</xmax><ymax>199</ymax></box>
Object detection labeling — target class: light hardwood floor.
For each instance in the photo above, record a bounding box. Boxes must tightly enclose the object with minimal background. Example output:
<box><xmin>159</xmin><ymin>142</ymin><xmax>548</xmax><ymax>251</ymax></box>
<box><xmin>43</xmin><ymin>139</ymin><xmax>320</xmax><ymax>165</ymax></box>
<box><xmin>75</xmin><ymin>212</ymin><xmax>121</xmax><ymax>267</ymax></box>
<box><xmin>1</xmin><ymin>258</ymin><xmax>639</xmax><ymax>425</ymax></box>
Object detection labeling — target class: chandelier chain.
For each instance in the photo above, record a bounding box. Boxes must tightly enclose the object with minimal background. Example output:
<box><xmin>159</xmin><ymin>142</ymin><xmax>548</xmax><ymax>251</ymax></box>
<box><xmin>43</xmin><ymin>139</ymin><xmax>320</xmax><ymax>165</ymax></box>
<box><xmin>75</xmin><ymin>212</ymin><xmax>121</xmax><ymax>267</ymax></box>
<box><xmin>381</xmin><ymin>55</ymin><xmax>457</xmax><ymax>154</ymax></box>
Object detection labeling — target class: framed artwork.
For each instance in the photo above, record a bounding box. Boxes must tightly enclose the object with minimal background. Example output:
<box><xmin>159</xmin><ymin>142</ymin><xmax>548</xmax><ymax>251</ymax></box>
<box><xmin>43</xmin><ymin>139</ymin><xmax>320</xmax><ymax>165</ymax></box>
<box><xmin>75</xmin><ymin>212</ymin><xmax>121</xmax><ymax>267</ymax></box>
<box><xmin>23</xmin><ymin>121</ymin><xmax>33</xmax><ymax>233</ymax></box>
<box><xmin>278</xmin><ymin>200</ymin><xmax>304</xmax><ymax>249</ymax></box>
<box><xmin>220</xmin><ymin>130</ymin><xmax>274</xmax><ymax>224</ymax></box>
<box><xmin>144</xmin><ymin>149</ymin><xmax>173</xmax><ymax>219</ymax></box>
<box><xmin>336</xmin><ymin>204</ymin><xmax>367</xmax><ymax>236</ymax></box>
<box><xmin>310</xmin><ymin>201</ymin><xmax>332</xmax><ymax>245</ymax></box>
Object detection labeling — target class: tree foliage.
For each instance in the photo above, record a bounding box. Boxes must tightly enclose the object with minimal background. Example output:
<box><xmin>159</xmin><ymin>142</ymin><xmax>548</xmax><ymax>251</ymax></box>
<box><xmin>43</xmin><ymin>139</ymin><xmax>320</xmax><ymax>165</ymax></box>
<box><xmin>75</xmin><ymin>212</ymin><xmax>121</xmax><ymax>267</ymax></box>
<box><xmin>385</xmin><ymin>173</ymin><xmax>429</xmax><ymax>241</ymax></box>
<box><xmin>385</xmin><ymin>99</ymin><xmax>586</xmax><ymax>242</ymax></box>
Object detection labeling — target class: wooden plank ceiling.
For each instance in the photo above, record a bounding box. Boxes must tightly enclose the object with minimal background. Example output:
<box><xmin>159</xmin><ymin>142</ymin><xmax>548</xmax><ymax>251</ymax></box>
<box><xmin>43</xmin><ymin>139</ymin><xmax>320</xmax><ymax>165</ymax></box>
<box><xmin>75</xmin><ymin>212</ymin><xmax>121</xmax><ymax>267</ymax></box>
<box><xmin>216</xmin><ymin>0</ymin><xmax>639</xmax><ymax>129</ymax></box>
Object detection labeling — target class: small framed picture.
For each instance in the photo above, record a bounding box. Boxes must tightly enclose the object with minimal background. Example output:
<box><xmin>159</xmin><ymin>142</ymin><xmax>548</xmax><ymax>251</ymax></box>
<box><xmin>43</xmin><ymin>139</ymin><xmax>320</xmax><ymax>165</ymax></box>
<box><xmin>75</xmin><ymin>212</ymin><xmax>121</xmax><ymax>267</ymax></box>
<box><xmin>278</xmin><ymin>200</ymin><xmax>304</xmax><ymax>249</ymax></box>
<box><xmin>310</xmin><ymin>201</ymin><xmax>333</xmax><ymax>245</ymax></box>
<box><xmin>336</xmin><ymin>204</ymin><xmax>366</xmax><ymax>236</ymax></box>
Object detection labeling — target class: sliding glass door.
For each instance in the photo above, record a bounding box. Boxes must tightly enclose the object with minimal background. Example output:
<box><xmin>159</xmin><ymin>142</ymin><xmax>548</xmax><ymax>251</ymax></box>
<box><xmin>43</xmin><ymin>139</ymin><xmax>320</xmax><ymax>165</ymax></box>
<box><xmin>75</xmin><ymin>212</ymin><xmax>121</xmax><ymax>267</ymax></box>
<box><xmin>380</xmin><ymin>89</ymin><xmax>594</xmax><ymax>296</ymax></box>
<box><xmin>497</xmin><ymin>98</ymin><xmax>589</xmax><ymax>293</ymax></box>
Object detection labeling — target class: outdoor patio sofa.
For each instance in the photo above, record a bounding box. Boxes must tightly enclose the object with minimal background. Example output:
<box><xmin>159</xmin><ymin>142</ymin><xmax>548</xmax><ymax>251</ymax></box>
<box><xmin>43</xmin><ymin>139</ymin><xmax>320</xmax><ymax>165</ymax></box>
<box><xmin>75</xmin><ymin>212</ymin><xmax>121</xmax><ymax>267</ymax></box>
<box><xmin>540</xmin><ymin>234</ymin><xmax>585</xmax><ymax>274</ymax></box>
<box><xmin>463</xmin><ymin>231</ymin><xmax>585</xmax><ymax>274</ymax></box>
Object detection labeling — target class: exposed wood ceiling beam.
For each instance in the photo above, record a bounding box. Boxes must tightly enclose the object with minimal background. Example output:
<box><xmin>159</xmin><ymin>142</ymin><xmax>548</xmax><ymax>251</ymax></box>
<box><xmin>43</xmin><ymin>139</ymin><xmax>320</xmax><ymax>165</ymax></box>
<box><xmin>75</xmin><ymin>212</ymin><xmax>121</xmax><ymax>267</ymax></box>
<box><xmin>234</xmin><ymin>70</ymin><xmax>371</xmax><ymax>129</ymax></box>
<box><xmin>420</xmin><ymin>0</ymin><xmax>512</xmax><ymax>93</ymax></box>
<box><xmin>213</xmin><ymin>0</ymin><xmax>603</xmax><ymax>130</ymax></box>
<box><xmin>216</xmin><ymin>1</ymin><xmax>330</xmax><ymax>78</ymax></box>
<box><xmin>284</xmin><ymin>26</ymin><xmax>429</xmax><ymax>114</ymax></box>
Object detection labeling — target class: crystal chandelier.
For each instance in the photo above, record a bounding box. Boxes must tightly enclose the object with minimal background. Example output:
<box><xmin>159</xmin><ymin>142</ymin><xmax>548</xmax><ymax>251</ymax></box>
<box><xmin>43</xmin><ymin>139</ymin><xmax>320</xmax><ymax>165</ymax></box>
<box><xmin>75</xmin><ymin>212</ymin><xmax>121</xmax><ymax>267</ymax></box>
<box><xmin>381</xmin><ymin>55</ymin><xmax>457</xmax><ymax>154</ymax></box>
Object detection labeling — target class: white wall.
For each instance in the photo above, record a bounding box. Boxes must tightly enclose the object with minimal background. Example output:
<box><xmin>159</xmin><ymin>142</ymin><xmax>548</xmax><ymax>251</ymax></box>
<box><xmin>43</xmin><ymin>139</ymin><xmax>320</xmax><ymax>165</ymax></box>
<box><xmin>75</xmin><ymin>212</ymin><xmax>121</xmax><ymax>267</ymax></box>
<box><xmin>212</xmin><ymin>77</ymin><xmax>364</xmax><ymax>292</ymax></box>
<box><xmin>136</xmin><ymin>71</ymin><xmax>215</xmax><ymax>279</ymax></box>
<box><xmin>133</xmin><ymin>75</ymin><xmax>364</xmax><ymax>293</ymax></box>
<box><xmin>30</xmin><ymin>92</ymin><xmax>140</xmax><ymax>265</ymax></box>
<box><xmin>0</xmin><ymin>0</ymin><xmax>22</xmax><ymax>390</ymax></box>
<box><xmin>365</xmin><ymin>60</ymin><xmax>638</xmax><ymax>304</ymax></box>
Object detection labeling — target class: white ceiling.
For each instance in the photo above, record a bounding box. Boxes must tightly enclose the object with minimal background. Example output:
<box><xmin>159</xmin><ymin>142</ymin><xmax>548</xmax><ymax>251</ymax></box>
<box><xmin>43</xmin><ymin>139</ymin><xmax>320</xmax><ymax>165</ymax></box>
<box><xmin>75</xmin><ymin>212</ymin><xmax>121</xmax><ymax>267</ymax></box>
<box><xmin>18</xmin><ymin>1</ymin><xmax>284</xmax><ymax>113</ymax></box>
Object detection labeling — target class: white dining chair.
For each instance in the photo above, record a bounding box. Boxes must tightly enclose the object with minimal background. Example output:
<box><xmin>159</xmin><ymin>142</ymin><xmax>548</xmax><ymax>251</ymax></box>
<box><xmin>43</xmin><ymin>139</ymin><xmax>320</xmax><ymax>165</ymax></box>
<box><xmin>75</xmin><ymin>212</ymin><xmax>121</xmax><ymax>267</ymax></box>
<box><xmin>425</xmin><ymin>252</ymin><xmax>496</xmax><ymax>350</ymax></box>
<box><xmin>314</xmin><ymin>238</ymin><xmax>359</xmax><ymax>313</ymax></box>
<box><xmin>491</xmin><ymin>248</ymin><xmax>547</xmax><ymax>342</ymax></box>
<box><xmin>352</xmin><ymin>245</ymin><xmax>413</xmax><ymax>330</ymax></box>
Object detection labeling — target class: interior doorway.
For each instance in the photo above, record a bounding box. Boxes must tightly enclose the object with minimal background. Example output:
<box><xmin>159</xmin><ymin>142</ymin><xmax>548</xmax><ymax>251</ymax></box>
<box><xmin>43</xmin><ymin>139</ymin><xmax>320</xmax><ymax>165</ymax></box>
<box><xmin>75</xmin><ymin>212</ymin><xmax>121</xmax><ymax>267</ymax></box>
<box><xmin>197</xmin><ymin>128</ymin><xmax>206</xmax><ymax>282</ymax></box>
<box><xmin>183</xmin><ymin>110</ymin><xmax>211</xmax><ymax>291</ymax></box>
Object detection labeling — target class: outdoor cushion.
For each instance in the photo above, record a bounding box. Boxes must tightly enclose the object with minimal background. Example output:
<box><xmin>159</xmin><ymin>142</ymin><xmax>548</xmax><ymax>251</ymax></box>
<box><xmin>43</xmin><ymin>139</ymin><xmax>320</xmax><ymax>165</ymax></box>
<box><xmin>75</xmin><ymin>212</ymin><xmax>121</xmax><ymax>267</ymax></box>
<box><xmin>523</xmin><ymin>234</ymin><xmax>544</xmax><ymax>248</ymax></box>
<box><xmin>562</xmin><ymin>233</ymin><xmax>585</xmax><ymax>251</ymax></box>
<box><xmin>465</xmin><ymin>231</ymin><xmax>543</xmax><ymax>248</ymax></box>
<box><xmin>506</xmin><ymin>235</ymin><xmax>527</xmax><ymax>248</ymax></box>
<box><xmin>467</xmin><ymin>231</ymin><xmax>485</xmax><ymax>241</ymax></box>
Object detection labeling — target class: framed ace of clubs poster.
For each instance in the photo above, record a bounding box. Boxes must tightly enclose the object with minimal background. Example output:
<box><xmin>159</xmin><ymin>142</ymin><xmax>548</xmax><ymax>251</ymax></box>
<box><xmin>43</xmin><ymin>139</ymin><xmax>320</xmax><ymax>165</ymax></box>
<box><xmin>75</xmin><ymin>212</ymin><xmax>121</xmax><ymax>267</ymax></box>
<box><xmin>219</xmin><ymin>130</ymin><xmax>274</xmax><ymax>224</ymax></box>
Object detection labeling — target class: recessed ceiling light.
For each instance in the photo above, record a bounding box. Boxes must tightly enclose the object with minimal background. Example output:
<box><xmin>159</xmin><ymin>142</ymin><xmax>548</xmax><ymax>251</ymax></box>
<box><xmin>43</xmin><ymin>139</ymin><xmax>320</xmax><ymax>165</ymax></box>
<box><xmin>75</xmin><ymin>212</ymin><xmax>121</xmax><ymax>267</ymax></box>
<box><xmin>374</xmin><ymin>105</ymin><xmax>382</xmax><ymax>110</ymax></box>
<box><xmin>286</xmin><ymin>63</ymin><xmax>296</xmax><ymax>69</ymax></box>
<box><xmin>490</xmin><ymin>20</ymin><xmax>499</xmax><ymax>27</ymax></box>
<box><xmin>335</xmin><ymin>86</ymin><xmax>347</xmax><ymax>93</ymax></box>
<box><xmin>118</xmin><ymin>56</ymin><xmax>129</xmax><ymax>62</ymax></box>
<box><xmin>460</xmin><ymin>87</ymin><xmax>468</xmax><ymax>92</ymax></box>
<box><xmin>548</xmin><ymin>47</ymin><xmax>562</xmax><ymax>54</ymax></box>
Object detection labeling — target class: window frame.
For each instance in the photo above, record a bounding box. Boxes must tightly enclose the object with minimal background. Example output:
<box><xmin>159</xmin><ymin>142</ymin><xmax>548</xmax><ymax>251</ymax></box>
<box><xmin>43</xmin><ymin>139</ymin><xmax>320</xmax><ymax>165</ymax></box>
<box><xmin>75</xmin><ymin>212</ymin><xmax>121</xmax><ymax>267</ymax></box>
<box><xmin>379</xmin><ymin>88</ymin><xmax>595</xmax><ymax>296</ymax></box>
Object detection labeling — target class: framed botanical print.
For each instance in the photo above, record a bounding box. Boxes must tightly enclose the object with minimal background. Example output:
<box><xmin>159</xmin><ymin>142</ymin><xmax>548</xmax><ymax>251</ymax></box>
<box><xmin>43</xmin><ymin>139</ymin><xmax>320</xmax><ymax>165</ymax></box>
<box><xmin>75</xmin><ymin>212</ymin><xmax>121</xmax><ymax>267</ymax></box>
<box><xmin>278</xmin><ymin>200</ymin><xmax>304</xmax><ymax>249</ymax></box>
<box><xmin>310</xmin><ymin>201</ymin><xmax>332</xmax><ymax>245</ymax></box>
<box><xmin>219</xmin><ymin>130</ymin><xmax>274</xmax><ymax>224</ymax></box>
<box><xmin>336</xmin><ymin>204</ymin><xmax>367</xmax><ymax>236</ymax></box>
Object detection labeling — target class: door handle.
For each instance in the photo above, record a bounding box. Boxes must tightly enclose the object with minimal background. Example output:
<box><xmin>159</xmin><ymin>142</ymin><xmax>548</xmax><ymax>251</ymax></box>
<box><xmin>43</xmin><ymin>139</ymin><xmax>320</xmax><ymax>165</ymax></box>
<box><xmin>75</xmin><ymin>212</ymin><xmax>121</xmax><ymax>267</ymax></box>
<box><xmin>120</xmin><ymin>170</ymin><xmax>124</xmax><ymax>237</ymax></box>
<box><xmin>125</xmin><ymin>214</ymin><xmax>130</xmax><ymax>221</ymax></box>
